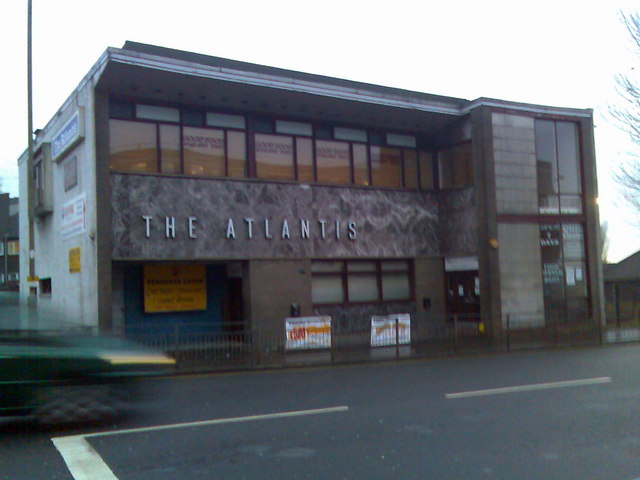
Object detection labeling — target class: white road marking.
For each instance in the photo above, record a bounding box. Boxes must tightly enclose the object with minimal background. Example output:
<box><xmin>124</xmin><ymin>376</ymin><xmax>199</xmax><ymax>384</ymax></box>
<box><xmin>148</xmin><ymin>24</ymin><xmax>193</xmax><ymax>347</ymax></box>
<box><xmin>51</xmin><ymin>405</ymin><xmax>349</xmax><ymax>480</ymax></box>
<box><xmin>51</xmin><ymin>436</ymin><xmax>118</xmax><ymax>480</ymax></box>
<box><xmin>445</xmin><ymin>376</ymin><xmax>612</xmax><ymax>399</ymax></box>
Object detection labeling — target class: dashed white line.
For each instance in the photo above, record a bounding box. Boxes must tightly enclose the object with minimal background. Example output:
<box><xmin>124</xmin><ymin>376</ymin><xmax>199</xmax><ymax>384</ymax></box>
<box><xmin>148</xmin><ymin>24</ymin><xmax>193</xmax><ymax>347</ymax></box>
<box><xmin>51</xmin><ymin>405</ymin><xmax>350</xmax><ymax>480</ymax></box>
<box><xmin>445</xmin><ymin>376</ymin><xmax>612</xmax><ymax>399</ymax></box>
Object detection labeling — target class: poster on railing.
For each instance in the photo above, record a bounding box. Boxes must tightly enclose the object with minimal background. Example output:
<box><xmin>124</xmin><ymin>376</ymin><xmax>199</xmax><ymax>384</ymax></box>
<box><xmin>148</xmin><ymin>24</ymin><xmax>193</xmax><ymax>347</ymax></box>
<box><xmin>285</xmin><ymin>316</ymin><xmax>332</xmax><ymax>350</ymax></box>
<box><xmin>371</xmin><ymin>314</ymin><xmax>411</xmax><ymax>347</ymax></box>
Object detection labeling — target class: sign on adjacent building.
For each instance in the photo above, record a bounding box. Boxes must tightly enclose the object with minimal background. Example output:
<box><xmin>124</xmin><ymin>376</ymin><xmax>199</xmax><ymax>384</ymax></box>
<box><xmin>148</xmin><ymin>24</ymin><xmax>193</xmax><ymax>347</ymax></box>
<box><xmin>60</xmin><ymin>193</ymin><xmax>86</xmax><ymax>240</ymax></box>
<box><xmin>52</xmin><ymin>109</ymin><xmax>84</xmax><ymax>161</ymax></box>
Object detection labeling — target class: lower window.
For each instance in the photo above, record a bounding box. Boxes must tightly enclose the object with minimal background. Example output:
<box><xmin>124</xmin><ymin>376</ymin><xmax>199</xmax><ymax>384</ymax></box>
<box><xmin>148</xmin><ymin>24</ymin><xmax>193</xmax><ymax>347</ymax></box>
<box><xmin>311</xmin><ymin>259</ymin><xmax>412</xmax><ymax>305</ymax></box>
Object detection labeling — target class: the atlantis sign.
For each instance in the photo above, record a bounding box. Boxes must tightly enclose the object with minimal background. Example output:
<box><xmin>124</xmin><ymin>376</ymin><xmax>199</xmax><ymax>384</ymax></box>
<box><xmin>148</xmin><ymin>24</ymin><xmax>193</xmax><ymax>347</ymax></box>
<box><xmin>141</xmin><ymin>216</ymin><xmax>358</xmax><ymax>241</ymax></box>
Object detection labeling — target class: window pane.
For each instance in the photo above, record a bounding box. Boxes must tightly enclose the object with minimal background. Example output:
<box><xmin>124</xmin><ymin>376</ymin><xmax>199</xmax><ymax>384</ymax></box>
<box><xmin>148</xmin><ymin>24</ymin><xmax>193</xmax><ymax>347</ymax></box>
<box><xmin>381</xmin><ymin>260</ymin><xmax>409</xmax><ymax>271</ymax></box>
<box><xmin>227</xmin><ymin>131</ymin><xmax>246</xmax><ymax>178</ymax></box>
<box><xmin>160</xmin><ymin>125</ymin><xmax>181</xmax><ymax>174</ymax></box>
<box><xmin>312</xmin><ymin>276</ymin><xmax>344</xmax><ymax>304</ymax></box>
<box><xmin>348</xmin><ymin>274</ymin><xmax>379</xmax><ymax>302</ymax></box>
<box><xmin>439</xmin><ymin>143</ymin><xmax>472</xmax><ymax>188</ymax></box>
<box><xmin>207</xmin><ymin>112</ymin><xmax>246</xmax><ymax>129</ymax></box>
<box><xmin>311</xmin><ymin>261</ymin><xmax>343</xmax><ymax>273</ymax></box>
<box><xmin>382</xmin><ymin>273</ymin><xmax>410</xmax><ymax>300</ymax></box>
<box><xmin>535</xmin><ymin>119</ymin><xmax>557</xmax><ymax>163</ymax></box>
<box><xmin>353</xmin><ymin>144</ymin><xmax>369</xmax><ymax>186</ymax></box>
<box><xmin>403</xmin><ymin>150</ymin><xmax>418</xmax><ymax>189</ymax></box>
<box><xmin>560</xmin><ymin>195</ymin><xmax>582</xmax><ymax>214</ymax></box>
<box><xmin>136</xmin><ymin>104</ymin><xmax>179</xmax><ymax>123</ymax></box>
<box><xmin>335</xmin><ymin>127</ymin><xmax>367</xmax><ymax>142</ymax></box>
<box><xmin>371</xmin><ymin>146</ymin><xmax>402</xmax><ymax>187</ymax></box>
<box><xmin>183</xmin><ymin>127</ymin><xmax>225</xmax><ymax>177</ymax></box>
<box><xmin>347</xmin><ymin>261</ymin><xmax>376</xmax><ymax>272</ymax></box>
<box><xmin>562</xmin><ymin>224</ymin><xmax>584</xmax><ymax>260</ymax></box>
<box><xmin>316</xmin><ymin>140</ymin><xmax>350</xmax><ymax>184</ymax></box>
<box><xmin>419</xmin><ymin>151</ymin><xmax>434</xmax><ymax>189</ymax></box>
<box><xmin>296</xmin><ymin>138</ymin><xmax>314</xmax><ymax>183</ymax></box>
<box><xmin>255</xmin><ymin>134</ymin><xmax>294</xmax><ymax>181</ymax></box>
<box><xmin>556</xmin><ymin>122</ymin><xmax>581</xmax><ymax>194</ymax></box>
<box><xmin>109</xmin><ymin>120</ymin><xmax>157</xmax><ymax>173</ymax></box>
<box><xmin>277</xmin><ymin>121</ymin><xmax>312</xmax><ymax>136</ymax></box>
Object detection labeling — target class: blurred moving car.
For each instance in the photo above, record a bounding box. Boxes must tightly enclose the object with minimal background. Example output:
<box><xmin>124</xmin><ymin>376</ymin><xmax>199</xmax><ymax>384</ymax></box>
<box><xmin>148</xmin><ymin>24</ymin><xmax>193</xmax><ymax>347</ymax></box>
<box><xmin>0</xmin><ymin>331</ymin><xmax>175</xmax><ymax>424</ymax></box>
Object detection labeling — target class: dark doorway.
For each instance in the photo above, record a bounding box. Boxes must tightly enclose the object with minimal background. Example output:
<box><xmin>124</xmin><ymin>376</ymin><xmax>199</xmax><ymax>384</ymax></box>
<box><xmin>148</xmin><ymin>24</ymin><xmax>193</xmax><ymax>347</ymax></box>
<box><xmin>446</xmin><ymin>270</ymin><xmax>480</xmax><ymax>320</ymax></box>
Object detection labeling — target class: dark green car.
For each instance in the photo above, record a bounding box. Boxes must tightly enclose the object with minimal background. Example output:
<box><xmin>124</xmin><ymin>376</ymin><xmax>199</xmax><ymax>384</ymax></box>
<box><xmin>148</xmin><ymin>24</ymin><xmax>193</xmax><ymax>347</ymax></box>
<box><xmin>0</xmin><ymin>331</ymin><xmax>175</xmax><ymax>424</ymax></box>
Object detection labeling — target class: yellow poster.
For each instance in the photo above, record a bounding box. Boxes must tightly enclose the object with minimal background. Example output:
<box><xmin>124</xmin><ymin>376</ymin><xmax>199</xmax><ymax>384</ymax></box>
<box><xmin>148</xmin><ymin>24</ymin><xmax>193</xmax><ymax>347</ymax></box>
<box><xmin>144</xmin><ymin>264</ymin><xmax>207</xmax><ymax>313</ymax></box>
<box><xmin>69</xmin><ymin>247</ymin><xmax>81</xmax><ymax>273</ymax></box>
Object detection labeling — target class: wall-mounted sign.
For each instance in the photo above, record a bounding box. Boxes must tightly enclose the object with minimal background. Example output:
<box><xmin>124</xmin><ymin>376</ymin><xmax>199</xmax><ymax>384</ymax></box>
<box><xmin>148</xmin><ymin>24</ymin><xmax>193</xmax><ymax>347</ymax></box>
<box><xmin>61</xmin><ymin>193</ymin><xmax>86</xmax><ymax>240</ymax></box>
<box><xmin>52</xmin><ymin>109</ymin><xmax>84</xmax><ymax>161</ymax></box>
<box><xmin>370</xmin><ymin>314</ymin><xmax>411</xmax><ymax>347</ymax></box>
<box><xmin>444</xmin><ymin>256</ymin><xmax>478</xmax><ymax>272</ymax></box>
<box><xmin>143</xmin><ymin>264</ymin><xmax>207</xmax><ymax>313</ymax></box>
<box><xmin>285</xmin><ymin>316</ymin><xmax>331</xmax><ymax>350</ymax></box>
<box><xmin>68</xmin><ymin>247</ymin><xmax>81</xmax><ymax>273</ymax></box>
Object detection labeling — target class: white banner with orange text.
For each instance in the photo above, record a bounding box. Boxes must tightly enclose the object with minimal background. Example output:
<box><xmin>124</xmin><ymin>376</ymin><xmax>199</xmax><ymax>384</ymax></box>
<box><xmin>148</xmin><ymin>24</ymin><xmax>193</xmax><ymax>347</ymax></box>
<box><xmin>285</xmin><ymin>316</ymin><xmax>332</xmax><ymax>350</ymax></box>
<box><xmin>370</xmin><ymin>314</ymin><xmax>411</xmax><ymax>347</ymax></box>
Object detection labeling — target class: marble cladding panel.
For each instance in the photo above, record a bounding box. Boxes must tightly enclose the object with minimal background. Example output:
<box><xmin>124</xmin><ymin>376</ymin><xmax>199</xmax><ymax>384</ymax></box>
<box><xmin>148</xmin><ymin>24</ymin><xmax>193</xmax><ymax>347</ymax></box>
<box><xmin>110</xmin><ymin>175</ymin><xmax>474</xmax><ymax>260</ymax></box>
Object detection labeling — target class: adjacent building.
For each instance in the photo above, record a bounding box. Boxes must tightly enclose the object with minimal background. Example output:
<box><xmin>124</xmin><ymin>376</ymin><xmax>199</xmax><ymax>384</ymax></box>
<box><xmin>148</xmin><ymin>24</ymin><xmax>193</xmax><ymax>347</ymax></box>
<box><xmin>18</xmin><ymin>41</ymin><xmax>603</xmax><ymax>345</ymax></box>
<box><xmin>0</xmin><ymin>193</ymin><xmax>19</xmax><ymax>290</ymax></box>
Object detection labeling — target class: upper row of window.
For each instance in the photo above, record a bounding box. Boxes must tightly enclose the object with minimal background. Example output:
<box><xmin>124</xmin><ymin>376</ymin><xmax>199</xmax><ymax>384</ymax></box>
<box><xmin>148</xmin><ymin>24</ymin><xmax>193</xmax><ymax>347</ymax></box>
<box><xmin>109</xmin><ymin>101</ymin><xmax>474</xmax><ymax>190</ymax></box>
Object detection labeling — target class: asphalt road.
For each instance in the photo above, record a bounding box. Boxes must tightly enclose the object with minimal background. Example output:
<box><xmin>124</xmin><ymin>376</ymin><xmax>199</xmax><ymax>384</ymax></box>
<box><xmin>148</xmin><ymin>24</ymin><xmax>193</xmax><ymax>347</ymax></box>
<box><xmin>3</xmin><ymin>344</ymin><xmax>640</xmax><ymax>480</ymax></box>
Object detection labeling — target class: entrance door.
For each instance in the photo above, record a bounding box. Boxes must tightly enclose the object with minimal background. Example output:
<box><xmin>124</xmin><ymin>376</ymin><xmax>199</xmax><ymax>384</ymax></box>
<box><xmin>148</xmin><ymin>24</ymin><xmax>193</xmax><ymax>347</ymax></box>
<box><xmin>446</xmin><ymin>271</ymin><xmax>480</xmax><ymax>320</ymax></box>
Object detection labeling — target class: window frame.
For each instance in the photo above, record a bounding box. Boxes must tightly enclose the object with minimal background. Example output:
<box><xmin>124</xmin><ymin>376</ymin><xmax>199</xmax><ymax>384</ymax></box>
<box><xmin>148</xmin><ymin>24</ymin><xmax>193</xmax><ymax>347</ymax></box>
<box><xmin>311</xmin><ymin>259</ymin><xmax>414</xmax><ymax>306</ymax></box>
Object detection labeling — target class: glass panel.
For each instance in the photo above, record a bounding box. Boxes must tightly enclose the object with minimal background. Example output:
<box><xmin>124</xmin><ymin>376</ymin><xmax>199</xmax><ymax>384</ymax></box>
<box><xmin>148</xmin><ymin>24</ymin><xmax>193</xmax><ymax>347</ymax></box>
<box><xmin>136</xmin><ymin>104</ymin><xmax>180</xmax><ymax>122</ymax></box>
<box><xmin>311</xmin><ymin>261</ymin><xmax>343</xmax><ymax>273</ymax></box>
<box><xmin>540</xmin><ymin>224</ymin><xmax>565</xmax><ymax>301</ymax></box>
<box><xmin>564</xmin><ymin>262</ymin><xmax>587</xmax><ymax>298</ymax></box>
<box><xmin>255</xmin><ymin>134</ymin><xmax>294</xmax><ymax>181</ymax></box>
<box><xmin>353</xmin><ymin>144</ymin><xmax>369</xmax><ymax>186</ymax></box>
<box><xmin>419</xmin><ymin>151</ymin><xmax>434</xmax><ymax>190</ymax></box>
<box><xmin>381</xmin><ymin>260</ymin><xmax>409</xmax><ymax>271</ymax></box>
<box><xmin>296</xmin><ymin>138</ymin><xmax>314</xmax><ymax>183</ymax></box>
<box><xmin>160</xmin><ymin>125</ymin><xmax>181</xmax><ymax>174</ymax></box>
<box><xmin>182</xmin><ymin>110</ymin><xmax>204</xmax><ymax>127</ymax></box>
<box><xmin>109</xmin><ymin>119</ymin><xmax>157</xmax><ymax>173</ymax></box>
<box><xmin>335</xmin><ymin>127</ymin><xmax>367</xmax><ymax>142</ymax></box>
<box><xmin>439</xmin><ymin>143</ymin><xmax>472</xmax><ymax>188</ymax></box>
<box><xmin>312</xmin><ymin>276</ymin><xmax>344</xmax><ymax>304</ymax></box>
<box><xmin>403</xmin><ymin>150</ymin><xmax>418</xmax><ymax>189</ymax></box>
<box><xmin>277</xmin><ymin>121</ymin><xmax>312</xmax><ymax>136</ymax></box>
<box><xmin>556</xmin><ymin>122</ymin><xmax>581</xmax><ymax>194</ymax></box>
<box><xmin>183</xmin><ymin>127</ymin><xmax>225</xmax><ymax>177</ymax></box>
<box><xmin>348</xmin><ymin>274</ymin><xmax>379</xmax><ymax>302</ymax></box>
<box><xmin>382</xmin><ymin>273</ymin><xmax>410</xmax><ymax>300</ymax></box>
<box><xmin>562</xmin><ymin>224</ymin><xmax>584</xmax><ymax>260</ymax></box>
<box><xmin>535</xmin><ymin>120</ymin><xmax>557</xmax><ymax>163</ymax></box>
<box><xmin>560</xmin><ymin>195</ymin><xmax>582</xmax><ymax>214</ymax></box>
<box><xmin>227</xmin><ymin>131</ymin><xmax>246</xmax><ymax>178</ymax></box>
<box><xmin>386</xmin><ymin>133</ymin><xmax>416</xmax><ymax>148</ymax></box>
<box><xmin>371</xmin><ymin>146</ymin><xmax>402</xmax><ymax>187</ymax></box>
<box><xmin>207</xmin><ymin>112</ymin><xmax>245</xmax><ymax>129</ymax></box>
<box><xmin>316</xmin><ymin>140</ymin><xmax>350</xmax><ymax>184</ymax></box>
<box><xmin>347</xmin><ymin>261</ymin><xmax>376</xmax><ymax>272</ymax></box>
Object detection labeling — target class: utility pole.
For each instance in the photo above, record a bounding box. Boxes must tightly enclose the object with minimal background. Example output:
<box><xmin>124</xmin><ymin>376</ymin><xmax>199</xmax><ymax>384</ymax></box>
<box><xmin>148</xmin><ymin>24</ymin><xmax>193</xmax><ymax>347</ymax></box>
<box><xmin>27</xmin><ymin>0</ymin><xmax>35</xmax><ymax>283</ymax></box>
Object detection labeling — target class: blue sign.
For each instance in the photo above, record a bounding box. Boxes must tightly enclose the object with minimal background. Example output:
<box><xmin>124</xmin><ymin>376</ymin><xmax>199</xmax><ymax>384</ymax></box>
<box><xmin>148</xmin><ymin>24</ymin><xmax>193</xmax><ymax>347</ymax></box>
<box><xmin>52</xmin><ymin>110</ymin><xmax>83</xmax><ymax>160</ymax></box>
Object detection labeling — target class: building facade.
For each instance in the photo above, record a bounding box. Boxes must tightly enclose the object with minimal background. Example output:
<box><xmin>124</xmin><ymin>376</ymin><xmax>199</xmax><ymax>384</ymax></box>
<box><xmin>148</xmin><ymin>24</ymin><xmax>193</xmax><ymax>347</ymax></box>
<box><xmin>0</xmin><ymin>193</ymin><xmax>20</xmax><ymax>290</ymax></box>
<box><xmin>19</xmin><ymin>42</ymin><xmax>603</xmax><ymax>344</ymax></box>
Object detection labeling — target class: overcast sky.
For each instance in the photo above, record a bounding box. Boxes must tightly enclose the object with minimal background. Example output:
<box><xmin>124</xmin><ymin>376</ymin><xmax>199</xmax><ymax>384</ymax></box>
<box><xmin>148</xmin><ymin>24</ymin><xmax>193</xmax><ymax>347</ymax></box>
<box><xmin>1</xmin><ymin>0</ymin><xmax>639</xmax><ymax>262</ymax></box>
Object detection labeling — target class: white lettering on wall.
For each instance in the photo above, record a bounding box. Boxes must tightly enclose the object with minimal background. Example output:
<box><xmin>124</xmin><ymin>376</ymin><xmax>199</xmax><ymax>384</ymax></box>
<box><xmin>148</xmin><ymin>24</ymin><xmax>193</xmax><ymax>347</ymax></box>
<box><xmin>245</xmin><ymin>218</ymin><xmax>254</xmax><ymax>239</ymax></box>
<box><xmin>141</xmin><ymin>215</ymin><xmax>358</xmax><ymax>241</ymax></box>
<box><xmin>282</xmin><ymin>219</ymin><xmax>290</xmax><ymax>239</ymax></box>
<box><xmin>143</xmin><ymin>215</ymin><xmax>153</xmax><ymax>238</ymax></box>
<box><xmin>189</xmin><ymin>216</ymin><xmax>197</xmax><ymax>239</ymax></box>
<box><xmin>166</xmin><ymin>217</ymin><xmax>175</xmax><ymax>238</ymax></box>
<box><xmin>226</xmin><ymin>218</ymin><xmax>236</xmax><ymax>239</ymax></box>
